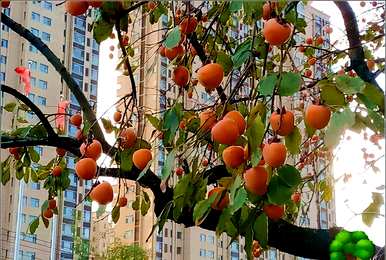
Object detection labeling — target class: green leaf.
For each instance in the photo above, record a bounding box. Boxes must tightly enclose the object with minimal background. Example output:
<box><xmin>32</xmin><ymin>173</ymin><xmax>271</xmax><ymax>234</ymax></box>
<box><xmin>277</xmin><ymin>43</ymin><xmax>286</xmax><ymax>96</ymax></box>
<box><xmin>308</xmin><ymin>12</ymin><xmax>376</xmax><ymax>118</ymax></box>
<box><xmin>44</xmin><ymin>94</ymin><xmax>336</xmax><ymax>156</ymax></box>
<box><xmin>136</xmin><ymin>160</ymin><xmax>152</xmax><ymax>181</ymax></box>
<box><xmin>367</xmin><ymin>109</ymin><xmax>384</xmax><ymax>135</ymax></box>
<box><xmin>361</xmin><ymin>83</ymin><xmax>384</xmax><ymax>111</ymax></box>
<box><xmin>229</xmin><ymin>187</ymin><xmax>247</xmax><ymax>214</ymax></box>
<box><xmin>28</xmin><ymin>147</ymin><xmax>40</xmax><ymax>163</ymax></box>
<box><xmin>28</xmin><ymin>217</ymin><xmax>39</xmax><ymax>234</ymax></box>
<box><xmin>173</xmin><ymin>174</ymin><xmax>192</xmax><ymax>219</ymax></box>
<box><xmin>362</xmin><ymin>192</ymin><xmax>384</xmax><ymax>227</ymax></box>
<box><xmin>132</xmin><ymin>198</ymin><xmax>140</xmax><ymax>211</ymax></box>
<box><xmin>253</xmin><ymin>213</ymin><xmax>268</xmax><ymax>248</ymax></box>
<box><xmin>279</xmin><ymin>72</ymin><xmax>301</xmax><ymax>96</ymax></box>
<box><xmin>216</xmin><ymin>208</ymin><xmax>238</xmax><ymax>238</ymax></box>
<box><xmin>229</xmin><ymin>1</ymin><xmax>243</xmax><ymax>12</ymax></box>
<box><xmin>145</xmin><ymin>114</ymin><xmax>161</xmax><ymax>130</ymax></box>
<box><xmin>4</xmin><ymin>102</ymin><xmax>16</xmax><ymax>112</ymax></box>
<box><xmin>193</xmin><ymin>196</ymin><xmax>216</xmax><ymax>225</ymax></box>
<box><xmin>244</xmin><ymin>226</ymin><xmax>253</xmax><ymax>260</ymax></box>
<box><xmin>93</xmin><ymin>18</ymin><xmax>114</xmax><ymax>44</ymax></box>
<box><xmin>232</xmin><ymin>38</ymin><xmax>252</xmax><ymax>68</ymax></box>
<box><xmin>320</xmin><ymin>82</ymin><xmax>346</xmax><ymax>107</ymax></box>
<box><xmin>140</xmin><ymin>190</ymin><xmax>151</xmax><ymax>216</ymax></box>
<box><xmin>246</xmin><ymin>115</ymin><xmax>264</xmax><ymax>167</ymax></box>
<box><xmin>112</xmin><ymin>206</ymin><xmax>120</xmax><ymax>224</ymax></box>
<box><xmin>216</xmin><ymin>51</ymin><xmax>233</xmax><ymax>76</ymax></box>
<box><xmin>163</xmin><ymin>107</ymin><xmax>180</xmax><ymax>144</ymax></box>
<box><xmin>267</xmin><ymin>176</ymin><xmax>293</xmax><ymax>204</ymax></box>
<box><xmin>258</xmin><ymin>74</ymin><xmax>277</xmax><ymax>96</ymax></box>
<box><xmin>284</xmin><ymin>126</ymin><xmax>301</xmax><ymax>155</ymax></box>
<box><xmin>24</xmin><ymin>167</ymin><xmax>30</xmax><ymax>183</ymax></box>
<box><xmin>277</xmin><ymin>165</ymin><xmax>301</xmax><ymax>188</ymax></box>
<box><xmin>325</xmin><ymin>108</ymin><xmax>355</xmax><ymax>148</ymax></box>
<box><xmin>149</xmin><ymin>4</ymin><xmax>168</xmax><ymax>24</ymax></box>
<box><xmin>164</xmin><ymin>27</ymin><xmax>181</xmax><ymax>49</ymax></box>
<box><xmin>1</xmin><ymin>158</ymin><xmax>10</xmax><ymax>185</ymax></box>
<box><xmin>161</xmin><ymin>150</ymin><xmax>176</xmax><ymax>181</ymax></box>
<box><xmin>120</xmin><ymin>149</ymin><xmax>133</xmax><ymax>172</ymax></box>
<box><xmin>101</xmin><ymin>118</ymin><xmax>113</xmax><ymax>133</ymax></box>
<box><xmin>335</xmin><ymin>75</ymin><xmax>365</xmax><ymax>94</ymax></box>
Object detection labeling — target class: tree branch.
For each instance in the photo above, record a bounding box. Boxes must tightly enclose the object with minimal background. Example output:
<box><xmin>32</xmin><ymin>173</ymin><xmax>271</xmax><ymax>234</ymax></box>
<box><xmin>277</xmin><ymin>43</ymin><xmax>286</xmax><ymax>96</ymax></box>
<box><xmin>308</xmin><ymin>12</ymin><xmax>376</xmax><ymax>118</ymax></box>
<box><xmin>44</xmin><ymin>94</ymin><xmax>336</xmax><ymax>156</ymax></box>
<box><xmin>334</xmin><ymin>2</ymin><xmax>383</xmax><ymax>93</ymax></box>
<box><xmin>0</xmin><ymin>13</ymin><xmax>112</xmax><ymax>152</ymax></box>
<box><xmin>1</xmin><ymin>84</ymin><xmax>56</xmax><ymax>137</ymax></box>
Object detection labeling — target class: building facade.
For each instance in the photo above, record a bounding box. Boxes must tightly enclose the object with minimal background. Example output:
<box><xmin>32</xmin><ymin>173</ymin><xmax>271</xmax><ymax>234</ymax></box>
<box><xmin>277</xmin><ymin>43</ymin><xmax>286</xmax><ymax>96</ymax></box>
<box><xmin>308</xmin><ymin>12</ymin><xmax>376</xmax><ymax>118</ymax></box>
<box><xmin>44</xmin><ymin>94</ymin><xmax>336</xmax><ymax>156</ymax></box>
<box><xmin>0</xmin><ymin>2</ymin><xmax>99</xmax><ymax>259</ymax></box>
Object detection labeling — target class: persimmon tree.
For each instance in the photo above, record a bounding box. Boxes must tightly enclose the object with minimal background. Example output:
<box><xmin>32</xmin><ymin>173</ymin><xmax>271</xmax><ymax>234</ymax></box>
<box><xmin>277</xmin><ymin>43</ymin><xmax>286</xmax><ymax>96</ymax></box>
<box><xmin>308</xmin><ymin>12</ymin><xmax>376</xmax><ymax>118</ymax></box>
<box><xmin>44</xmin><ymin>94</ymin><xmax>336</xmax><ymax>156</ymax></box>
<box><xmin>1</xmin><ymin>1</ymin><xmax>385</xmax><ymax>259</ymax></box>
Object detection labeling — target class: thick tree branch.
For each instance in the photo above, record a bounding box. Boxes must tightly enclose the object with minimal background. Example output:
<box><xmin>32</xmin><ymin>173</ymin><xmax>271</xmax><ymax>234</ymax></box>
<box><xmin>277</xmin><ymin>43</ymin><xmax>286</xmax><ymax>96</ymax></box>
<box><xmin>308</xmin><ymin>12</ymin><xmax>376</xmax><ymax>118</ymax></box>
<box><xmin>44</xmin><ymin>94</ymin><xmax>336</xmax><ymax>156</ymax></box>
<box><xmin>0</xmin><ymin>13</ymin><xmax>112</xmax><ymax>152</ymax></box>
<box><xmin>1</xmin><ymin>84</ymin><xmax>56</xmax><ymax>137</ymax></box>
<box><xmin>334</xmin><ymin>2</ymin><xmax>383</xmax><ymax>93</ymax></box>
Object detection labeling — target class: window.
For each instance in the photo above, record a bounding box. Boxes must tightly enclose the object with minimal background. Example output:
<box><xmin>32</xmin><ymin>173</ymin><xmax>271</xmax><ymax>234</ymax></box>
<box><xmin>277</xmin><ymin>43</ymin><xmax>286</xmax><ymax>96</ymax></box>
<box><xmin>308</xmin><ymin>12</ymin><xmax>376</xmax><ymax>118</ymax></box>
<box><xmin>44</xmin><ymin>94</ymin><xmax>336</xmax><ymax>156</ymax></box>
<box><xmin>39</xmin><ymin>63</ymin><xmax>48</xmax><ymax>73</ymax></box>
<box><xmin>156</xmin><ymin>241</ymin><xmax>162</xmax><ymax>253</ymax></box>
<box><xmin>30</xmin><ymin>198</ymin><xmax>39</xmax><ymax>208</ymax></box>
<box><xmin>92</xmin><ymin>39</ymin><xmax>99</xmax><ymax>50</ymax></box>
<box><xmin>74</xmin><ymin>31</ymin><xmax>85</xmax><ymax>45</ymax></box>
<box><xmin>91</xmin><ymin>53</ymin><xmax>99</xmax><ymax>66</ymax></box>
<box><xmin>72</xmin><ymin>62</ymin><xmax>83</xmax><ymax>76</ymax></box>
<box><xmin>29</xmin><ymin>45</ymin><xmax>38</xmax><ymax>53</ymax></box>
<box><xmin>91</xmin><ymin>68</ymin><xmax>98</xmax><ymax>81</ymax></box>
<box><xmin>29</xmin><ymin>215</ymin><xmax>38</xmax><ymax>223</ymax></box>
<box><xmin>30</xmin><ymin>27</ymin><xmax>39</xmax><ymax>37</ymax></box>
<box><xmin>65</xmin><ymin>190</ymin><xmax>76</xmax><ymax>202</ymax></box>
<box><xmin>30</xmin><ymin>77</ymin><xmax>36</xmax><ymax>86</ymax></box>
<box><xmin>37</xmin><ymin>96</ymin><xmax>47</xmax><ymax>106</ymax></box>
<box><xmin>63</xmin><ymin>207</ymin><xmax>74</xmax><ymax>219</ymax></box>
<box><xmin>34</xmin><ymin>146</ymin><xmax>43</xmax><ymax>156</ymax></box>
<box><xmin>42</xmin><ymin>16</ymin><xmax>52</xmax><ymax>26</ymax></box>
<box><xmin>0</xmin><ymin>72</ymin><xmax>4</xmax><ymax>82</ymax></box>
<box><xmin>200</xmin><ymin>233</ymin><xmax>206</xmax><ymax>242</ymax></box>
<box><xmin>177</xmin><ymin>231</ymin><xmax>182</xmax><ymax>239</ymax></box>
<box><xmin>41</xmin><ymin>32</ymin><xmax>50</xmax><ymax>42</ymax></box>
<box><xmin>2</xmin><ymin>7</ymin><xmax>10</xmax><ymax>16</ymax></box>
<box><xmin>90</xmin><ymin>83</ymin><xmax>97</xmax><ymax>96</ymax></box>
<box><xmin>164</xmin><ymin>228</ymin><xmax>168</xmax><ymax>237</ymax></box>
<box><xmin>31</xmin><ymin>182</ymin><xmax>40</xmax><ymax>190</ymax></box>
<box><xmin>18</xmin><ymin>250</ymin><xmax>35</xmax><ymax>260</ymax></box>
<box><xmin>126</xmin><ymin>215</ymin><xmax>134</xmax><ymax>224</ymax></box>
<box><xmin>177</xmin><ymin>247</ymin><xmax>182</xmax><ymax>254</ymax></box>
<box><xmin>73</xmin><ymin>46</ymin><xmax>84</xmax><ymax>60</ymax></box>
<box><xmin>0</xmin><ymin>55</ymin><xmax>6</xmax><ymax>64</ymax></box>
<box><xmin>62</xmin><ymin>223</ymin><xmax>73</xmax><ymax>236</ymax></box>
<box><xmin>42</xmin><ymin>1</ymin><xmax>53</xmax><ymax>11</ymax></box>
<box><xmin>124</xmin><ymin>230</ymin><xmax>133</xmax><ymax>239</ymax></box>
<box><xmin>1</xmin><ymin>24</ymin><xmax>9</xmax><ymax>32</ymax></box>
<box><xmin>28</xmin><ymin>60</ymin><xmax>37</xmax><ymax>70</ymax></box>
<box><xmin>207</xmin><ymin>235</ymin><xmax>214</xmax><ymax>244</ymax></box>
<box><xmin>38</xmin><ymin>80</ymin><xmax>47</xmax><ymax>89</ymax></box>
<box><xmin>207</xmin><ymin>250</ymin><xmax>214</xmax><ymax>258</ymax></box>
<box><xmin>200</xmin><ymin>249</ymin><xmax>206</xmax><ymax>257</ymax></box>
<box><xmin>28</xmin><ymin>93</ymin><xmax>35</xmax><ymax>102</ymax></box>
<box><xmin>22</xmin><ymin>196</ymin><xmax>28</xmax><ymax>207</ymax></box>
<box><xmin>74</xmin><ymin>17</ymin><xmax>86</xmax><ymax>29</ymax></box>
<box><xmin>82</xmin><ymin>227</ymin><xmax>90</xmax><ymax>239</ymax></box>
<box><xmin>1</xmin><ymin>39</ymin><xmax>8</xmax><ymax>48</ymax></box>
<box><xmin>61</xmin><ymin>240</ymin><xmax>73</xmax><ymax>252</ymax></box>
<box><xmin>21</xmin><ymin>214</ymin><xmax>26</xmax><ymax>224</ymax></box>
<box><xmin>21</xmin><ymin>232</ymin><xmax>37</xmax><ymax>243</ymax></box>
<box><xmin>164</xmin><ymin>244</ymin><xmax>168</xmax><ymax>253</ymax></box>
<box><xmin>31</xmin><ymin>12</ymin><xmax>40</xmax><ymax>22</ymax></box>
<box><xmin>231</xmin><ymin>241</ymin><xmax>238</xmax><ymax>253</ymax></box>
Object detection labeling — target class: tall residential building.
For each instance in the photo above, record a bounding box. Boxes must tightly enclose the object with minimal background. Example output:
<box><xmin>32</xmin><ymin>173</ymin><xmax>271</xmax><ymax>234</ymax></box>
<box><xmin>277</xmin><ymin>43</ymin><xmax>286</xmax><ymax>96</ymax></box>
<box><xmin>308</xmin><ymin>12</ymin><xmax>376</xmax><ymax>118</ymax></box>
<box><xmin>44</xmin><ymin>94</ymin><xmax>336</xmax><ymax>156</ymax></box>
<box><xmin>89</xmin><ymin>2</ymin><xmax>335</xmax><ymax>260</ymax></box>
<box><xmin>0</xmin><ymin>2</ymin><xmax>99</xmax><ymax>260</ymax></box>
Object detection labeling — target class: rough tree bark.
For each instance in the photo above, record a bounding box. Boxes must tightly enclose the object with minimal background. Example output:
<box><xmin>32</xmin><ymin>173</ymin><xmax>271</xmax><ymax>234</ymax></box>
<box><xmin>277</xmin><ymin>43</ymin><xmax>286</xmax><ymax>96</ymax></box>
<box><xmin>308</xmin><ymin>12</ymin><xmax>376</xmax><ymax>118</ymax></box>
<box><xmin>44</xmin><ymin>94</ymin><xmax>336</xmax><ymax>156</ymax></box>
<box><xmin>1</xmin><ymin>1</ymin><xmax>384</xmax><ymax>258</ymax></box>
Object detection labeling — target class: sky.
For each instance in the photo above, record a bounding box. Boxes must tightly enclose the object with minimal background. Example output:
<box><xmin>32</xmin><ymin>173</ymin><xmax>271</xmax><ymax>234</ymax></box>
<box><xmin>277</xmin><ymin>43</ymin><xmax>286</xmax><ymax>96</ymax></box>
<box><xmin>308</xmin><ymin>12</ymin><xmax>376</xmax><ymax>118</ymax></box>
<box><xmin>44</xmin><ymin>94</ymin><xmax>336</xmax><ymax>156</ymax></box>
<box><xmin>96</xmin><ymin>1</ymin><xmax>385</xmax><ymax>246</ymax></box>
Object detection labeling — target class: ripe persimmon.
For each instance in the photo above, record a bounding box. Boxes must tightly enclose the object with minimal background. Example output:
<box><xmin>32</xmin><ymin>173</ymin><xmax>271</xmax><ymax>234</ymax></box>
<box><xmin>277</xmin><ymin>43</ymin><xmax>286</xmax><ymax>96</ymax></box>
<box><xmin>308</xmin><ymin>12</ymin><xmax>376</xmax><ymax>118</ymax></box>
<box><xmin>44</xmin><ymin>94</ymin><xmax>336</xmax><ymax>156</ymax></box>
<box><xmin>90</xmin><ymin>182</ymin><xmax>113</xmax><ymax>205</ymax></box>
<box><xmin>75</xmin><ymin>158</ymin><xmax>97</xmax><ymax>180</ymax></box>
<box><xmin>315</xmin><ymin>36</ymin><xmax>324</xmax><ymax>45</ymax></box>
<box><xmin>88</xmin><ymin>1</ymin><xmax>102</xmax><ymax>8</ymax></box>
<box><xmin>262</xmin><ymin>2</ymin><xmax>272</xmax><ymax>20</ymax></box>
<box><xmin>187</xmin><ymin>90</ymin><xmax>193</xmax><ymax>99</ymax></box>
<box><xmin>48</xmin><ymin>199</ymin><xmax>57</xmax><ymax>209</ymax></box>
<box><xmin>56</xmin><ymin>147</ymin><xmax>66</xmax><ymax>157</ymax></box>
<box><xmin>269</xmin><ymin>109</ymin><xmax>294</xmax><ymax>136</ymax></box>
<box><xmin>208</xmin><ymin>187</ymin><xmax>229</xmax><ymax>211</ymax></box>
<box><xmin>222</xmin><ymin>146</ymin><xmax>245</xmax><ymax>168</ymax></box>
<box><xmin>199</xmin><ymin>110</ymin><xmax>217</xmax><ymax>131</ymax></box>
<box><xmin>263</xmin><ymin>204</ymin><xmax>284</xmax><ymax>221</ymax></box>
<box><xmin>224</xmin><ymin>110</ymin><xmax>246</xmax><ymax>135</ymax></box>
<box><xmin>52</xmin><ymin>166</ymin><xmax>62</xmax><ymax>177</ymax></box>
<box><xmin>244</xmin><ymin>167</ymin><xmax>268</xmax><ymax>196</ymax></box>
<box><xmin>179</xmin><ymin>120</ymin><xmax>186</xmax><ymax>130</ymax></box>
<box><xmin>113</xmin><ymin>111</ymin><xmax>122</xmax><ymax>123</ymax></box>
<box><xmin>75</xmin><ymin>129</ymin><xmax>84</xmax><ymax>141</ymax></box>
<box><xmin>197</xmin><ymin>63</ymin><xmax>224</xmax><ymax>90</ymax></box>
<box><xmin>291</xmin><ymin>192</ymin><xmax>301</xmax><ymax>203</ymax></box>
<box><xmin>70</xmin><ymin>113</ymin><xmax>82</xmax><ymax>128</ymax></box>
<box><xmin>324</xmin><ymin>26</ymin><xmax>333</xmax><ymax>34</ymax></box>
<box><xmin>262</xmin><ymin>142</ymin><xmax>286</xmax><ymax>168</ymax></box>
<box><xmin>305</xmin><ymin>104</ymin><xmax>331</xmax><ymax>129</ymax></box>
<box><xmin>132</xmin><ymin>149</ymin><xmax>152</xmax><ymax>170</ymax></box>
<box><xmin>165</xmin><ymin>45</ymin><xmax>184</xmax><ymax>60</ymax></box>
<box><xmin>119</xmin><ymin>128</ymin><xmax>137</xmax><ymax>149</ymax></box>
<box><xmin>147</xmin><ymin>1</ymin><xmax>156</xmax><ymax>10</ymax></box>
<box><xmin>9</xmin><ymin>147</ymin><xmax>19</xmax><ymax>155</ymax></box>
<box><xmin>263</xmin><ymin>18</ymin><xmax>292</xmax><ymax>46</ymax></box>
<box><xmin>305</xmin><ymin>37</ymin><xmax>313</xmax><ymax>45</ymax></box>
<box><xmin>175</xmin><ymin>167</ymin><xmax>184</xmax><ymax>176</ymax></box>
<box><xmin>172</xmin><ymin>66</ymin><xmax>190</xmax><ymax>87</ymax></box>
<box><xmin>80</xmin><ymin>139</ymin><xmax>102</xmax><ymax>160</ymax></box>
<box><xmin>159</xmin><ymin>46</ymin><xmax>166</xmax><ymax>57</ymax></box>
<box><xmin>304</xmin><ymin>69</ymin><xmax>312</xmax><ymax>77</ymax></box>
<box><xmin>180</xmin><ymin>16</ymin><xmax>198</xmax><ymax>34</ymax></box>
<box><xmin>43</xmin><ymin>208</ymin><xmax>53</xmax><ymax>219</ymax></box>
<box><xmin>1</xmin><ymin>0</ymin><xmax>10</xmax><ymax>8</ymax></box>
<box><xmin>118</xmin><ymin>197</ymin><xmax>128</xmax><ymax>207</ymax></box>
<box><xmin>211</xmin><ymin>119</ymin><xmax>239</xmax><ymax>145</ymax></box>
<box><xmin>367</xmin><ymin>60</ymin><xmax>375</xmax><ymax>70</ymax></box>
<box><xmin>298</xmin><ymin>45</ymin><xmax>306</xmax><ymax>52</ymax></box>
<box><xmin>308</xmin><ymin>57</ymin><xmax>317</xmax><ymax>65</ymax></box>
<box><xmin>202</xmin><ymin>158</ymin><xmax>209</xmax><ymax>167</ymax></box>
<box><xmin>65</xmin><ymin>0</ymin><xmax>89</xmax><ymax>16</ymax></box>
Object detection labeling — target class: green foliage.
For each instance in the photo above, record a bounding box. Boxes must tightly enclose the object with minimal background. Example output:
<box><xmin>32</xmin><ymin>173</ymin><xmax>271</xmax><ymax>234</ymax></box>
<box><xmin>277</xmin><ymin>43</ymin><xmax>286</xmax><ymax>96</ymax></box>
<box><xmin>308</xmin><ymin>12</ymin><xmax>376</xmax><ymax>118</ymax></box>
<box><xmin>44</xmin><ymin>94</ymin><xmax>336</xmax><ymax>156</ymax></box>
<box><xmin>140</xmin><ymin>190</ymin><xmax>151</xmax><ymax>216</ymax></box>
<box><xmin>268</xmin><ymin>165</ymin><xmax>301</xmax><ymax>205</ymax></box>
<box><xmin>253</xmin><ymin>213</ymin><xmax>268</xmax><ymax>248</ymax></box>
<box><xmin>112</xmin><ymin>206</ymin><xmax>120</xmax><ymax>223</ymax></box>
<box><xmin>320</xmin><ymin>82</ymin><xmax>346</xmax><ymax>107</ymax></box>
<box><xmin>335</xmin><ymin>75</ymin><xmax>365</xmax><ymax>95</ymax></box>
<box><xmin>325</xmin><ymin>108</ymin><xmax>355</xmax><ymax>148</ymax></box>
<box><xmin>258</xmin><ymin>73</ymin><xmax>277</xmax><ymax>96</ymax></box>
<box><xmin>103</xmin><ymin>241</ymin><xmax>148</xmax><ymax>260</ymax></box>
<box><xmin>161</xmin><ymin>149</ymin><xmax>176</xmax><ymax>181</ymax></box>
<box><xmin>285</xmin><ymin>127</ymin><xmax>302</xmax><ymax>155</ymax></box>
<box><xmin>279</xmin><ymin>72</ymin><xmax>301</xmax><ymax>96</ymax></box>
<box><xmin>193</xmin><ymin>195</ymin><xmax>216</xmax><ymax>225</ymax></box>
<box><xmin>246</xmin><ymin>115</ymin><xmax>264</xmax><ymax>166</ymax></box>
<box><xmin>4</xmin><ymin>102</ymin><xmax>16</xmax><ymax>112</ymax></box>
<box><xmin>232</xmin><ymin>38</ymin><xmax>252</xmax><ymax>68</ymax></box>
<box><xmin>93</xmin><ymin>18</ymin><xmax>114</xmax><ymax>44</ymax></box>
<box><xmin>362</xmin><ymin>192</ymin><xmax>384</xmax><ymax>226</ymax></box>
<box><xmin>216</xmin><ymin>51</ymin><xmax>233</xmax><ymax>75</ymax></box>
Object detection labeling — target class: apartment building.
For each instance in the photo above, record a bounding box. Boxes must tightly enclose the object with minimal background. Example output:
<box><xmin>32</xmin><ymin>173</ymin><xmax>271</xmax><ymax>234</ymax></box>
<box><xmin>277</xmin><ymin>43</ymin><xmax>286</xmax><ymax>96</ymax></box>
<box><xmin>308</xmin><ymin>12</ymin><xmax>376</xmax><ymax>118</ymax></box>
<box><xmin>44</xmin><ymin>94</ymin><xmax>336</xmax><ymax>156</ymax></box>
<box><xmin>90</xmin><ymin>2</ymin><xmax>335</xmax><ymax>260</ymax></box>
<box><xmin>0</xmin><ymin>2</ymin><xmax>99</xmax><ymax>259</ymax></box>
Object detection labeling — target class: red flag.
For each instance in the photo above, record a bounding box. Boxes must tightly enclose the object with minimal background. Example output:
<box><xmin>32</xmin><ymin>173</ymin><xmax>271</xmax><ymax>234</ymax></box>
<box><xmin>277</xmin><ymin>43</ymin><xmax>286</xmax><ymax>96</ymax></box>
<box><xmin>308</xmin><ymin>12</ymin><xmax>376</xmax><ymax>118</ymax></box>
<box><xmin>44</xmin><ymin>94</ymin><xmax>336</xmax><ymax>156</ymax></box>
<box><xmin>15</xmin><ymin>66</ymin><xmax>31</xmax><ymax>95</ymax></box>
<box><xmin>56</xmin><ymin>100</ymin><xmax>70</xmax><ymax>132</ymax></box>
